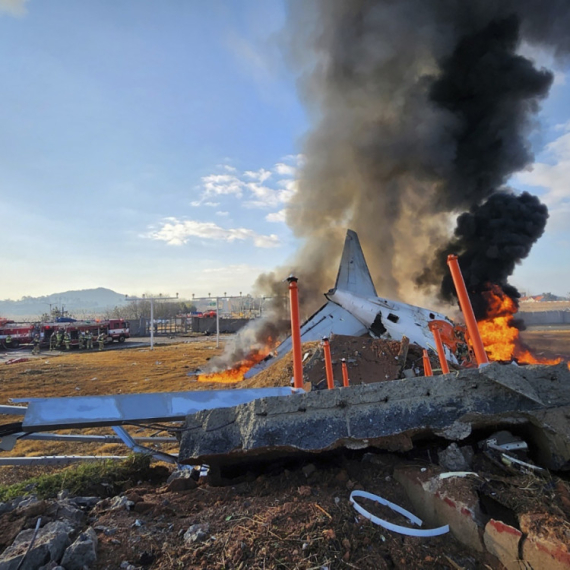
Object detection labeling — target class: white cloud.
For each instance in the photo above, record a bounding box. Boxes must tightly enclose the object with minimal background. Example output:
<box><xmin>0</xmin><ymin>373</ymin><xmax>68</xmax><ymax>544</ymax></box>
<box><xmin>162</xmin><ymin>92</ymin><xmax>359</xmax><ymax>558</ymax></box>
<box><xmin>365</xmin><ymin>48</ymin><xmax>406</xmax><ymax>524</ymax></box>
<box><xmin>244</xmin><ymin>168</ymin><xmax>271</xmax><ymax>183</ymax></box>
<box><xmin>0</xmin><ymin>0</ymin><xmax>28</xmax><ymax>16</ymax></box>
<box><xmin>266</xmin><ymin>209</ymin><xmax>287</xmax><ymax>223</ymax></box>
<box><xmin>148</xmin><ymin>218</ymin><xmax>280</xmax><ymax>248</ymax></box>
<box><xmin>244</xmin><ymin>182</ymin><xmax>295</xmax><ymax>209</ymax></box>
<box><xmin>281</xmin><ymin>153</ymin><xmax>304</xmax><ymax>164</ymax></box>
<box><xmin>191</xmin><ymin>200</ymin><xmax>220</xmax><ymax>207</ymax></box>
<box><xmin>216</xmin><ymin>211</ymin><xmax>229</xmax><ymax>216</ymax></box>
<box><xmin>202</xmin><ymin>173</ymin><xmax>244</xmax><ymax>197</ymax></box>
<box><xmin>192</xmin><ymin>158</ymin><xmax>299</xmax><ymax>210</ymax></box>
<box><xmin>275</xmin><ymin>163</ymin><xmax>296</xmax><ymax>176</ymax></box>
<box><xmin>515</xmin><ymin>125</ymin><xmax>570</xmax><ymax>207</ymax></box>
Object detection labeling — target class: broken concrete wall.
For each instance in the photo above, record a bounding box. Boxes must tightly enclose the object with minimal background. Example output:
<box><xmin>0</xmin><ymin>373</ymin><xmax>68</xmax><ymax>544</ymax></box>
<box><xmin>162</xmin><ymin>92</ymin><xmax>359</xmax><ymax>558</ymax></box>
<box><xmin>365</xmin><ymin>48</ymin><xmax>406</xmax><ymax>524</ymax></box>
<box><xmin>179</xmin><ymin>363</ymin><xmax>570</xmax><ymax>478</ymax></box>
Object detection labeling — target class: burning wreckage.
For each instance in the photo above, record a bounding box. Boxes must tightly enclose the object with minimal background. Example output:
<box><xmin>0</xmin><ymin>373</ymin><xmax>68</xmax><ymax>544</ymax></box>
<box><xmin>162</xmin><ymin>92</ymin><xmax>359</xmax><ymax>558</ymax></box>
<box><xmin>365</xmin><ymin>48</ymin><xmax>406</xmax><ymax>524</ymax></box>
<box><xmin>2</xmin><ymin>229</ymin><xmax>570</xmax><ymax>563</ymax></box>
<box><xmin>1</xmin><ymin>230</ymin><xmax>569</xmax><ymax>482</ymax></box>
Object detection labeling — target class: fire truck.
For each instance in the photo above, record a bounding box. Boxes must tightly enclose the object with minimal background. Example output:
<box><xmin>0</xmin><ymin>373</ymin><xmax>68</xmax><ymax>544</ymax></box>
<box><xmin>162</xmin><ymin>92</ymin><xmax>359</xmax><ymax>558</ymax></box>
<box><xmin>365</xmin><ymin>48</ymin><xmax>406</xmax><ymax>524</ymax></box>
<box><xmin>41</xmin><ymin>319</ymin><xmax>130</xmax><ymax>348</ymax></box>
<box><xmin>0</xmin><ymin>321</ymin><xmax>37</xmax><ymax>348</ymax></box>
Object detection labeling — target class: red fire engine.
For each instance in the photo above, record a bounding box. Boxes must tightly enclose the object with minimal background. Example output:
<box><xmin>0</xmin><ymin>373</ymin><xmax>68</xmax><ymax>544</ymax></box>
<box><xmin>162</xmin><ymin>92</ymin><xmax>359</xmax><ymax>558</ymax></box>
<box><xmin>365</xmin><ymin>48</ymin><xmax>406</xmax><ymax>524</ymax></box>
<box><xmin>0</xmin><ymin>321</ymin><xmax>37</xmax><ymax>348</ymax></box>
<box><xmin>41</xmin><ymin>319</ymin><xmax>130</xmax><ymax>348</ymax></box>
<box><xmin>0</xmin><ymin>319</ymin><xmax>129</xmax><ymax>349</ymax></box>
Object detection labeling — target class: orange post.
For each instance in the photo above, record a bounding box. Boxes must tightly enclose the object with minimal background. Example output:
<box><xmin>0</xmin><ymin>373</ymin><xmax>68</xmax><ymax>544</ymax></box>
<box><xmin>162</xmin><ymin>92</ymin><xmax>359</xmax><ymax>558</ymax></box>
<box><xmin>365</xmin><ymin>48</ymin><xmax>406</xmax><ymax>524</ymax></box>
<box><xmin>341</xmin><ymin>358</ymin><xmax>349</xmax><ymax>387</ymax></box>
<box><xmin>423</xmin><ymin>349</ymin><xmax>433</xmax><ymax>376</ymax></box>
<box><xmin>430</xmin><ymin>325</ymin><xmax>450</xmax><ymax>374</ymax></box>
<box><xmin>287</xmin><ymin>276</ymin><xmax>304</xmax><ymax>389</ymax></box>
<box><xmin>446</xmin><ymin>255</ymin><xmax>489</xmax><ymax>366</ymax></box>
<box><xmin>322</xmin><ymin>337</ymin><xmax>335</xmax><ymax>389</ymax></box>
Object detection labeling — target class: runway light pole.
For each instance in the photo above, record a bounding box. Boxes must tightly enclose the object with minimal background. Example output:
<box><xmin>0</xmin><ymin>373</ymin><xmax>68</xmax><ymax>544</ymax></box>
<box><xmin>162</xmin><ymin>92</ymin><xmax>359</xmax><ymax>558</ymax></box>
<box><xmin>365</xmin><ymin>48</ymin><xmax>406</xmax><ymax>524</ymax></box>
<box><xmin>446</xmin><ymin>255</ymin><xmax>489</xmax><ymax>367</ymax></box>
<box><xmin>125</xmin><ymin>293</ymin><xmax>179</xmax><ymax>350</ymax></box>
<box><xmin>287</xmin><ymin>275</ymin><xmax>304</xmax><ymax>390</ymax></box>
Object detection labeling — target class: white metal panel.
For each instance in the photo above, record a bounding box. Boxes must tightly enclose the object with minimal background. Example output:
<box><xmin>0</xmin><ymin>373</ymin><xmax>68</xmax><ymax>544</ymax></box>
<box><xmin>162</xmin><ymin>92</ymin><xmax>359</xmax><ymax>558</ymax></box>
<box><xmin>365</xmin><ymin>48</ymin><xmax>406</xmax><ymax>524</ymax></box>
<box><xmin>244</xmin><ymin>302</ymin><xmax>368</xmax><ymax>378</ymax></box>
<box><xmin>20</xmin><ymin>387</ymin><xmax>301</xmax><ymax>430</ymax></box>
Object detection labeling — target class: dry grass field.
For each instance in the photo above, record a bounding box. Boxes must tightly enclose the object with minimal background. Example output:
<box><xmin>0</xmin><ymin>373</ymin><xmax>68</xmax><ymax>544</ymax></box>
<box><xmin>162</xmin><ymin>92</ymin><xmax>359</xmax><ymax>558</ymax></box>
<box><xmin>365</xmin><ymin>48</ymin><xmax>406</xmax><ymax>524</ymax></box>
<box><xmin>0</xmin><ymin>340</ymin><xmax>227</xmax><ymax>479</ymax></box>
<box><xmin>520</xmin><ymin>328</ymin><xmax>570</xmax><ymax>360</ymax></box>
<box><xmin>0</xmin><ymin>328</ymin><xmax>568</xmax><ymax>479</ymax></box>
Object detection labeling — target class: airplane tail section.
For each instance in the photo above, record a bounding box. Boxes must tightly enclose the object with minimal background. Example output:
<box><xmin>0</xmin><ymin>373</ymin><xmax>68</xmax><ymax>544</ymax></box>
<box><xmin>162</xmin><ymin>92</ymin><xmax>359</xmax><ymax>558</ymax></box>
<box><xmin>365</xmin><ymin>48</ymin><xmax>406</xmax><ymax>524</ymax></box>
<box><xmin>333</xmin><ymin>230</ymin><xmax>377</xmax><ymax>298</ymax></box>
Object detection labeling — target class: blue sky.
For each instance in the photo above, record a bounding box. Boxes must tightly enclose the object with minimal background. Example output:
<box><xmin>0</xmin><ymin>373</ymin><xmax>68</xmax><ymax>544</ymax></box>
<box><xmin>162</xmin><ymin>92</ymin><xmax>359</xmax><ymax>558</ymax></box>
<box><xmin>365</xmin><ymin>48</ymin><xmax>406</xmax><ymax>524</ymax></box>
<box><xmin>0</xmin><ymin>0</ymin><xmax>569</xmax><ymax>301</ymax></box>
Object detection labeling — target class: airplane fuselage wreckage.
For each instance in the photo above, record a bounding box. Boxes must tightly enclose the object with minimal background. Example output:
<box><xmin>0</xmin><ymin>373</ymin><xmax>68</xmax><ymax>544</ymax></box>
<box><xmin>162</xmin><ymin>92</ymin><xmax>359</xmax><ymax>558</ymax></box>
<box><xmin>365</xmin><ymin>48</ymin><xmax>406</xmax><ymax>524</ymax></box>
<box><xmin>245</xmin><ymin>229</ymin><xmax>472</xmax><ymax>380</ymax></box>
<box><xmin>1</xmin><ymin>231</ymin><xmax>569</xmax><ymax>482</ymax></box>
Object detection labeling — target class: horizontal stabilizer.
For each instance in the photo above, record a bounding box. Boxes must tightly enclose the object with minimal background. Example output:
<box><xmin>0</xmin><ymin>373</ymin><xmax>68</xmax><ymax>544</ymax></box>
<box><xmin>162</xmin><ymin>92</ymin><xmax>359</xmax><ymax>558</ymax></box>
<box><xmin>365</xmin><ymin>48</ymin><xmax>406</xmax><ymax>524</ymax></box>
<box><xmin>334</xmin><ymin>230</ymin><xmax>377</xmax><ymax>298</ymax></box>
<box><xmin>244</xmin><ymin>301</ymin><xmax>368</xmax><ymax>378</ymax></box>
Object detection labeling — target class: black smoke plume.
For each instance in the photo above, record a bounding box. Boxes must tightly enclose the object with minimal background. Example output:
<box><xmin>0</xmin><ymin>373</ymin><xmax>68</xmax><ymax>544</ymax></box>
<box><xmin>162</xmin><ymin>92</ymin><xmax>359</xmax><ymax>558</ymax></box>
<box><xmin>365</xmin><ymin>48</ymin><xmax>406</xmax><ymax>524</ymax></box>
<box><xmin>252</xmin><ymin>1</ymin><xmax>570</xmax><ymax>321</ymax></box>
<box><xmin>433</xmin><ymin>191</ymin><xmax>549</xmax><ymax>319</ymax></box>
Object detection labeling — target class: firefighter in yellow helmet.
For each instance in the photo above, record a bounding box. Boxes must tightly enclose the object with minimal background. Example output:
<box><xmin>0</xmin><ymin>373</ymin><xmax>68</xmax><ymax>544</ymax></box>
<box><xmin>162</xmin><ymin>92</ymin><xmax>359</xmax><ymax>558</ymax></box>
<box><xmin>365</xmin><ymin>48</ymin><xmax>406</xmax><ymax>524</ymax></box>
<box><xmin>97</xmin><ymin>332</ymin><xmax>107</xmax><ymax>351</ymax></box>
<box><xmin>32</xmin><ymin>333</ymin><xmax>41</xmax><ymax>355</ymax></box>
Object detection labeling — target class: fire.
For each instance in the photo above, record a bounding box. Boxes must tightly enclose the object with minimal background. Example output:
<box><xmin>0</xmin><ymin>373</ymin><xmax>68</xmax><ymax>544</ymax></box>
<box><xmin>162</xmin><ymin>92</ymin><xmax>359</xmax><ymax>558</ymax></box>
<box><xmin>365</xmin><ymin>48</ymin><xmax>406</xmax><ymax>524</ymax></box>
<box><xmin>197</xmin><ymin>343</ymin><xmax>275</xmax><ymax>384</ymax></box>
<box><xmin>477</xmin><ymin>284</ymin><xmax>562</xmax><ymax>365</ymax></box>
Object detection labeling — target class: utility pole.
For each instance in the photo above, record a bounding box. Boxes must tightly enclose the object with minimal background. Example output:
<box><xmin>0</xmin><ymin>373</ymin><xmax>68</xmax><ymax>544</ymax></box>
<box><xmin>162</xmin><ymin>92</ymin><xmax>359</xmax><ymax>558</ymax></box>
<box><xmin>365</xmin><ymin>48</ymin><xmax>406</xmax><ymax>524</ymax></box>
<box><xmin>125</xmin><ymin>293</ymin><xmax>179</xmax><ymax>350</ymax></box>
<box><xmin>216</xmin><ymin>297</ymin><xmax>220</xmax><ymax>348</ymax></box>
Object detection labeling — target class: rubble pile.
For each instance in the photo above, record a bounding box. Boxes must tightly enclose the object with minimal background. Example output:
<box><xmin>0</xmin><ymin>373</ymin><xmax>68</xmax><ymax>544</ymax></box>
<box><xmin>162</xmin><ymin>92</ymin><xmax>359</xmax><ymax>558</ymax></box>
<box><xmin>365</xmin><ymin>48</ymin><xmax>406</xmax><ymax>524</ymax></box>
<box><xmin>1</xmin><ymin>447</ymin><xmax>569</xmax><ymax>569</ymax></box>
<box><xmin>243</xmin><ymin>334</ymin><xmax>439</xmax><ymax>390</ymax></box>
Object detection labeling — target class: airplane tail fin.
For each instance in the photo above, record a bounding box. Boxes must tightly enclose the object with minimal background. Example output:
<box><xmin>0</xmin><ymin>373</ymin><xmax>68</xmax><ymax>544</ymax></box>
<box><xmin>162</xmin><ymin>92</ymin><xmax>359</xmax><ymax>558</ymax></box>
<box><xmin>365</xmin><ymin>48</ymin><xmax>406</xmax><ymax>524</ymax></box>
<box><xmin>332</xmin><ymin>230</ymin><xmax>377</xmax><ymax>298</ymax></box>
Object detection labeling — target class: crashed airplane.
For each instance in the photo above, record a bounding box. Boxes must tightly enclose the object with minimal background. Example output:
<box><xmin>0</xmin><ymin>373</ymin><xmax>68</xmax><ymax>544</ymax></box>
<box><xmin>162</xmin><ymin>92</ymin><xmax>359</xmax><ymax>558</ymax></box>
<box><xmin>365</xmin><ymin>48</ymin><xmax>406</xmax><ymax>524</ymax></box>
<box><xmin>246</xmin><ymin>229</ymin><xmax>468</xmax><ymax>378</ymax></box>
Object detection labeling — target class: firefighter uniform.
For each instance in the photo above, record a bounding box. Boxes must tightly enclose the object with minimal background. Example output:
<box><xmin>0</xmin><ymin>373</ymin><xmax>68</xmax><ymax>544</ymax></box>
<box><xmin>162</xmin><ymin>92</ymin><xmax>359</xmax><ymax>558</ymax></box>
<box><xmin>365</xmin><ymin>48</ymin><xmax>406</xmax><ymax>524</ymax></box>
<box><xmin>49</xmin><ymin>333</ymin><xmax>57</xmax><ymax>351</ymax></box>
<box><xmin>64</xmin><ymin>332</ymin><xmax>71</xmax><ymax>350</ymax></box>
<box><xmin>78</xmin><ymin>333</ymin><xmax>85</xmax><ymax>350</ymax></box>
<box><xmin>97</xmin><ymin>333</ymin><xmax>106</xmax><ymax>351</ymax></box>
<box><xmin>31</xmin><ymin>334</ymin><xmax>40</xmax><ymax>354</ymax></box>
<box><xmin>32</xmin><ymin>334</ymin><xmax>41</xmax><ymax>355</ymax></box>
<box><xmin>56</xmin><ymin>331</ymin><xmax>64</xmax><ymax>349</ymax></box>
<box><xmin>86</xmin><ymin>331</ymin><xmax>93</xmax><ymax>349</ymax></box>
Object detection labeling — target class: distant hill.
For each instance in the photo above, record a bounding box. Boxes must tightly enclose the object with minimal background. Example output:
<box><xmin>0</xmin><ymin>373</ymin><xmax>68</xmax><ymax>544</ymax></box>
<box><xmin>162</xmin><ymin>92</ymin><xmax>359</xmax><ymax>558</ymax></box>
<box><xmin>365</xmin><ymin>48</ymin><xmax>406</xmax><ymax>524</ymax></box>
<box><xmin>0</xmin><ymin>287</ymin><xmax>127</xmax><ymax>319</ymax></box>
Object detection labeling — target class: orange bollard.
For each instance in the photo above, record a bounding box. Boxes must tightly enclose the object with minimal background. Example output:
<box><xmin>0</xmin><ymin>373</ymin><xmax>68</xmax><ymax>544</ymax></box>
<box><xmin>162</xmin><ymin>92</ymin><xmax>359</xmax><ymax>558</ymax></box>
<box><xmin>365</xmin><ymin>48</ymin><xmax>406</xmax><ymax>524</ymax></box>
<box><xmin>429</xmin><ymin>325</ymin><xmax>450</xmax><ymax>374</ymax></box>
<box><xmin>341</xmin><ymin>358</ymin><xmax>349</xmax><ymax>387</ymax></box>
<box><xmin>446</xmin><ymin>255</ymin><xmax>489</xmax><ymax>367</ymax></box>
<box><xmin>322</xmin><ymin>337</ymin><xmax>335</xmax><ymax>389</ymax></box>
<box><xmin>423</xmin><ymin>349</ymin><xmax>433</xmax><ymax>376</ymax></box>
<box><xmin>287</xmin><ymin>275</ymin><xmax>304</xmax><ymax>389</ymax></box>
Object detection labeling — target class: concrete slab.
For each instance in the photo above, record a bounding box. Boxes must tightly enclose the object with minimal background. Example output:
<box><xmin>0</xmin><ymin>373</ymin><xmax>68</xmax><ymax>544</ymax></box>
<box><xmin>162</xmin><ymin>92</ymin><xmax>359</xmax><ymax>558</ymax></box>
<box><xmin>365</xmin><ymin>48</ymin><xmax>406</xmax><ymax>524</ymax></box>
<box><xmin>179</xmin><ymin>364</ymin><xmax>570</xmax><ymax>477</ymax></box>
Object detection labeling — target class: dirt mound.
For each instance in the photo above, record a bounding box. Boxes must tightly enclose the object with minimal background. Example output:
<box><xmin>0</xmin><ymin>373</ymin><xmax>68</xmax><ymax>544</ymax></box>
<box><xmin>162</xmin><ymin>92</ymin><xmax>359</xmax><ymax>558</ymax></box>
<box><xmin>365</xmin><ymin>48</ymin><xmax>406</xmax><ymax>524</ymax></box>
<box><xmin>242</xmin><ymin>335</ymin><xmax>437</xmax><ymax>390</ymax></box>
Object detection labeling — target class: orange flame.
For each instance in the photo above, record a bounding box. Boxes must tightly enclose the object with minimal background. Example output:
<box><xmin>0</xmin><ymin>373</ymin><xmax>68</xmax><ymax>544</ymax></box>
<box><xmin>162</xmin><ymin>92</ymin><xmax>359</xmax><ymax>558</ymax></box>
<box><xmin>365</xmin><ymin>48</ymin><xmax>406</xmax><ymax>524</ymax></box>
<box><xmin>477</xmin><ymin>284</ymin><xmax>562</xmax><ymax>365</ymax></box>
<box><xmin>197</xmin><ymin>342</ymin><xmax>275</xmax><ymax>384</ymax></box>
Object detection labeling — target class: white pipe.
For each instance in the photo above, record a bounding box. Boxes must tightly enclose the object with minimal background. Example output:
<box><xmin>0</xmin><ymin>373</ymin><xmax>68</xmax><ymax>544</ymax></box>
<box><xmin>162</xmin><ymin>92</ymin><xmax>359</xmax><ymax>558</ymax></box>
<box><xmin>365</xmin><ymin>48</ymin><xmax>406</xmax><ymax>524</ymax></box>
<box><xmin>112</xmin><ymin>426</ymin><xmax>179</xmax><ymax>464</ymax></box>
<box><xmin>350</xmin><ymin>490</ymin><xmax>449</xmax><ymax>537</ymax></box>
<box><xmin>21</xmin><ymin>433</ymin><xmax>177</xmax><ymax>444</ymax></box>
<box><xmin>0</xmin><ymin>456</ymin><xmax>129</xmax><ymax>466</ymax></box>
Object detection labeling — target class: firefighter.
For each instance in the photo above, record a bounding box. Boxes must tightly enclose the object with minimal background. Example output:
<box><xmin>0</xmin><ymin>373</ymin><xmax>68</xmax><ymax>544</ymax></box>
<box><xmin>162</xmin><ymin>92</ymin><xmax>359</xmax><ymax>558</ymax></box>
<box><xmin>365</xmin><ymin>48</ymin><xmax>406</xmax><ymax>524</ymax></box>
<box><xmin>97</xmin><ymin>332</ymin><xmax>107</xmax><ymax>351</ymax></box>
<box><xmin>86</xmin><ymin>331</ymin><xmax>93</xmax><ymax>350</ymax></box>
<box><xmin>64</xmin><ymin>331</ymin><xmax>71</xmax><ymax>351</ymax></box>
<box><xmin>78</xmin><ymin>332</ymin><xmax>85</xmax><ymax>350</ymax></box>
<box><xmin>49</xmin><ymin>332</ymin><xmax>57</xmax><ymax>351</ymax></box>
<box><xmin>31</xmin><ymin>333</ymin><xmax>41</xmax><ymax>355</ymax></box>
<box><xmin>56</xmin><ymin>329</ymin><xmax>64</xmax><ymax>349</ymax></box>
